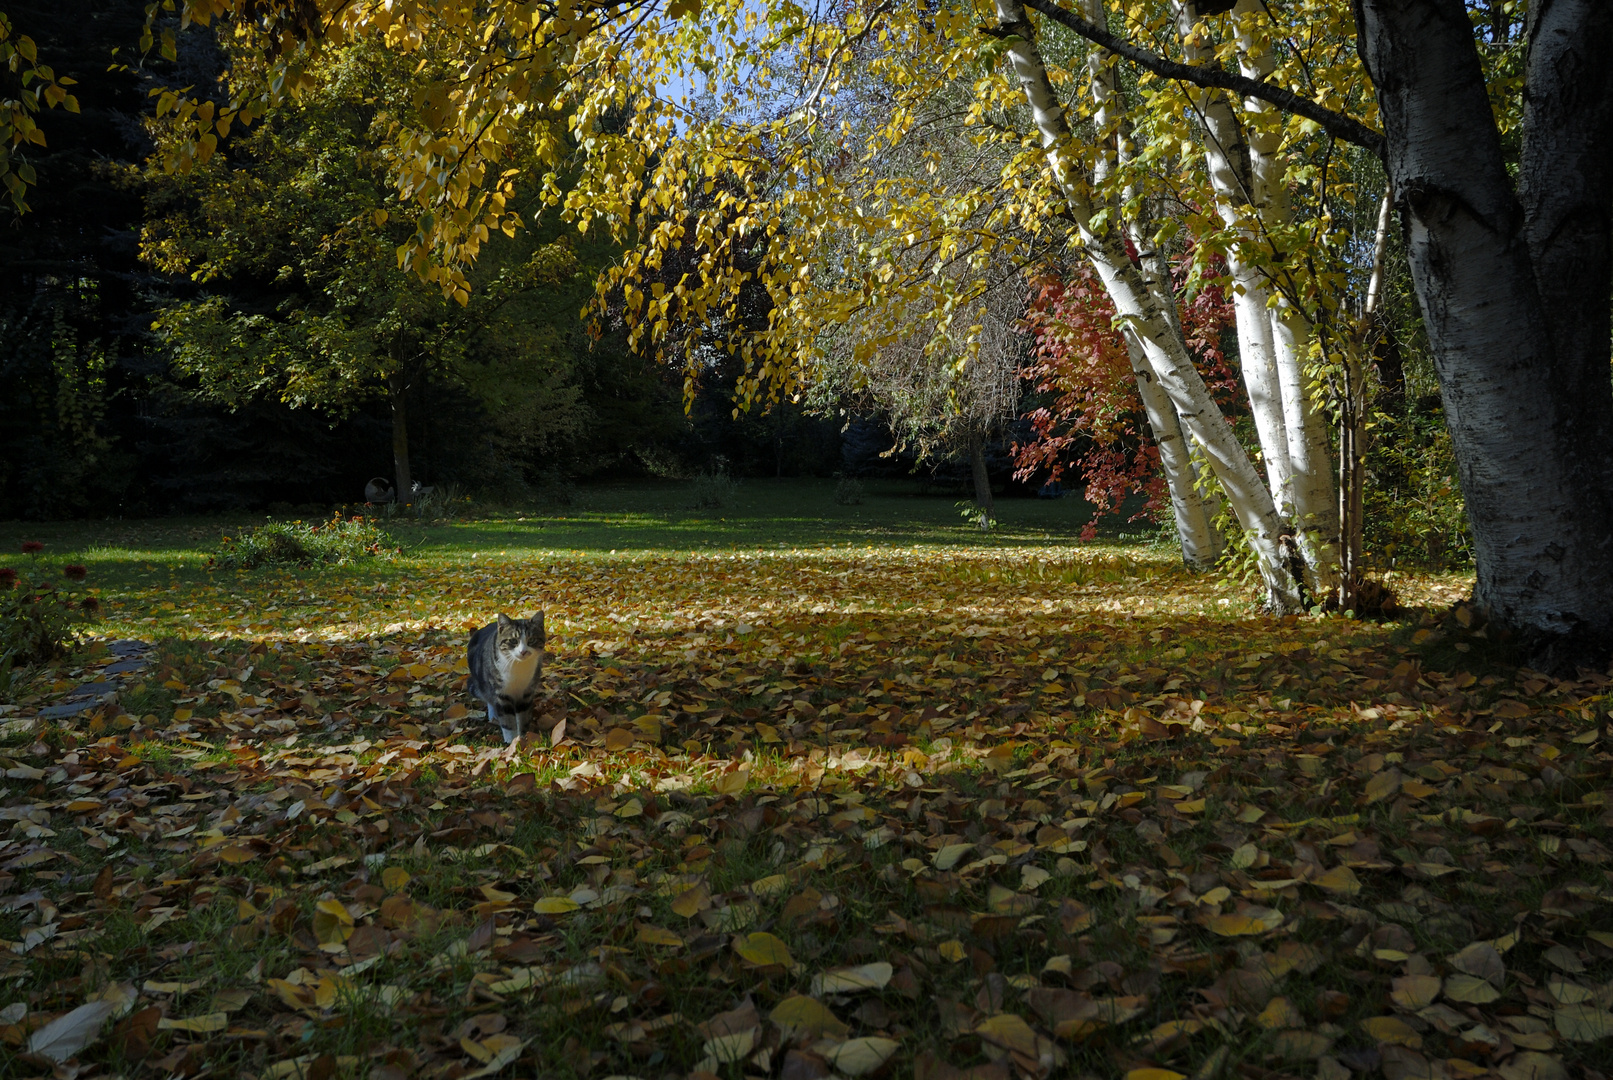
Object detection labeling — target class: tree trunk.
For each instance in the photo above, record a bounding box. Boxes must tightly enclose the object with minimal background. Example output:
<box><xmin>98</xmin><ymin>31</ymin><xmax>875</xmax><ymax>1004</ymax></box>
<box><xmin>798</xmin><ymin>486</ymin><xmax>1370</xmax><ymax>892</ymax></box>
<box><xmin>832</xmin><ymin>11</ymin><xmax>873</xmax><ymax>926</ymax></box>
<box><xmin>968</xmin><ymin>427</ymin><xmax>995</xmax><ymax>524</ymax></box>
<box><xmin>1355</xmin><ymin>0</ymin><xmax>1613</xmax><ymax>664</ymax></box>
<box><xmin>1124</xmin><ymin>329</ymin><xmax>1224</xmax><ymax>568</ymax></box>
<box><xmin>999</xmin><ymin>0</ymin><xmax>1302</xmax><ymax>610</ymax></box>
<box><xmin>1230</xmin><ymin>2</ymin><xmax>1340</xmax><ymax>595</ymax></box>
<box><xmin>388</xmin><ymin>369</ymin><xmax>414</xmax><ymax>503</ymax></box>
<box><xmin>1173</xmin><ymin>2</ymin><xmax>1293</xmax><ymax>512</ymax></box>
<box><xmin>1089</xmin><ymin>0</ymin><xmax>1222</xmax><ymax>568</ymax></box>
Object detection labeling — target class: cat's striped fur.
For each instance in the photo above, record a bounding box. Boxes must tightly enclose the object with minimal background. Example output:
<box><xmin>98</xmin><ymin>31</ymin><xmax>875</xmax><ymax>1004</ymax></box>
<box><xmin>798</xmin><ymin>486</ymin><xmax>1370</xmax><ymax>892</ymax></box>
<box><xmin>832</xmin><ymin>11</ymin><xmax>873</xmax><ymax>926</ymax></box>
<box><xmin>466</xmin><ymin>612</ymin><xmax>545</xmax><ymax>743</ymax></box>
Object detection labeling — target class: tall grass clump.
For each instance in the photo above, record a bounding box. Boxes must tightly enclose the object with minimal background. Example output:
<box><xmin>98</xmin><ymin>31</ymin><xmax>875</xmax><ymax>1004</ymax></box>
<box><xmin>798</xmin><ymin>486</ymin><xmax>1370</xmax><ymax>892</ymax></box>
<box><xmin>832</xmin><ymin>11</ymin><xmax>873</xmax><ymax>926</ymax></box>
<box><xmin>212</xmin><ymin>513</ymin><xmax>398</xmax><ymax>570</ymax></box>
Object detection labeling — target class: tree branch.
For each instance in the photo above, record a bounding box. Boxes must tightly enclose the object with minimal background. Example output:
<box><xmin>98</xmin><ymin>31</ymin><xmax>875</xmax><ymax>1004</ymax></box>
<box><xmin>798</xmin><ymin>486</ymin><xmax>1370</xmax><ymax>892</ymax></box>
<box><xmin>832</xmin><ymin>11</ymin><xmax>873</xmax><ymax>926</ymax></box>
<box><xmin>1019</xmin><ymin>0</ymin><xmax>1385</xmax><ymax>156</ymax></box>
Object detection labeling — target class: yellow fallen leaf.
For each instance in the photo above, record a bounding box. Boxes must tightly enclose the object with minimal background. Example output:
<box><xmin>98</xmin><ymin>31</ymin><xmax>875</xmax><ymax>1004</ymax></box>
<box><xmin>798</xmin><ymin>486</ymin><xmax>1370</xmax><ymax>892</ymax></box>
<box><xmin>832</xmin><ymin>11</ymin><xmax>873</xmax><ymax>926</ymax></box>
<box><xmin>671</xmin><ymin>882</ymin><xmax>710</xmax><ymax>919</ymax></box>
<box><xmin>1207</xmin><ymin>913</ymin><xmax>1268</xmax><ymax>937</ymax></box>
<box><xmin>313</xmin><ymin>977</ymin><xmax>340</xmax><ymax>1010</ymax></box>
<box><xmin>938</xmin><ymin>939</ymin><xmax>966</xmax><ymax>962</ymax></box>
<box><xmin>1554</xmin><ymin>1004</ymin><xmax>1613</xmax><ymax>1042</ymax></box>
<box><xmin>1314</xmin><ymin>865</ymin><xmax>1362</xmax><ymax>896</ymax></box>
<box><xmin>1364</xmin><ymin>769</ymin><xmax>1402</xmax><ymax>804</ymax></box>
<box><xmin>733</xmin><ymin>931</ymin><xmax>793</xmax><ymax>968</ymax></box>
<box><xmin>769</xmin><ymin>995</ymin><xmax>847</xmax><ymax>1039</ymax></box>
<box><xmin>1390</xmin><ymin>975</ymin><xmax>1442</xmax><ymax>1011</ymax></box>
<box><xmin>487</xmin><ymin>968</ymin><xmax>550</xmax><ymax>995</ymax></box>
<box><xmin>158</xmin><ymin>1012</ymin><xmax>228</xmax><ymax>1033</ymax></box>
<box><xmin>714</xmin><ymin>768</ymin><xmax>749</xmax><ymax>795</ymax></box>
<box><xmin>1125</xmin><ymin>1070</ymin><xmax>1187</xmax><ymax>1080</ymax></box>
<box><xmin>1360</xmin><ymin>1015</ymin><xmax>1422</xmax><ymax>1048</ymax></box>
<box><xmin>749</xmin><ymin>873</ymin><xmax>789</xmax><ymax>897</ymax></box>
<box><xmin>533</xmin><ymin>896</ymin><xmax>580</xmax><ymax>915</ymax></box>
<box><xmin>312</xmin><ymin>899</ymin><xmax>354</xmax><ymax>946</ymax></box>
<box><xmin>1443</xmin><ymin>974</ymin><xmax>1501</xmax><ymax>1004</ymax></box>
<box><xmin>1257</xmin><ymin>996</ymin><xmax>1305</xmax><ymax>1029</ymax></box>
<box><xmin>382</xmin><ymin>866</ymin><xmax>410</xmax><ymax>892</ymax></box>
<box><xmin>635</xmin><ymin>923</ymin><xmax>682</xmax><ymax>948</ymax></box>
<box><xmin>975</xmin><ymin>1013</ymin><xmax>1040</xmax><ymax>1056</ymax></box>
<box><xmin>266</xmin><ymin>979</ymin><xmax>309</xmax><ymax>1011</ymax></box>
<box><xmin>987</xmin><ymin>884</ymin><xmax>1037</xmax><ymax>916</ymax></box>
<box><xmin>933</xmin><ymin>843</ymin><xmax>974</xmax><ymax>870</ymax></box>
<box><xmin>216</xmin><ymin>844</ymin><xmax>256</xmax><ymax>864</ymax></box>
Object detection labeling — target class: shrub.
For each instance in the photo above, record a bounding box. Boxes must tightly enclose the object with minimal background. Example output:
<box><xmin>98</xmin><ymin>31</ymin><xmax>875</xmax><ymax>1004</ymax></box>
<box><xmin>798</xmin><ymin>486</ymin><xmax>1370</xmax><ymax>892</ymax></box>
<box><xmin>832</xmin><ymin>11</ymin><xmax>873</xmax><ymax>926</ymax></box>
<box><xmin>1</xmin><ymin>543</ymin><xmax>100</xmax><ymax>669</ymax></box>
<box><xmin>833</xmin><ymin>477</ymin><xmax>865</xmax><ymax>506</ymax></box>
<box><xmin>688</xmin><ymin>468</ymin><xmax>739</xmax><ymax>510</ymax></box>
<box><xmin>1363</xmin><ymin>401</ymin><xmax>1472</xmax><ymax>570</ymax></box>
<box><xmin>212</xmin><ymin>513</ymin><xmax>399</xmax><ymax>570</ymax></box>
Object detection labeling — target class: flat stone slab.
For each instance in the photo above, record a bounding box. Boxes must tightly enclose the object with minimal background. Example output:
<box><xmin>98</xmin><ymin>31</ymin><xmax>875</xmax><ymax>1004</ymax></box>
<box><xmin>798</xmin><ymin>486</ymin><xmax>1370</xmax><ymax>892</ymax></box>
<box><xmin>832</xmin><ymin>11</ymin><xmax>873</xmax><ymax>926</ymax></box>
<box><xmin>100</xmin><ymin>660</ymin><xmax>148</xmax><ymax>675</ymax></box>
<box><xmin>66</xmin><ymin>682</ymin><xmax>116</xmax><ymax>698</ymax></box>
<box><xmin>38</xmin><ymin>700</ymin><xmax>100</xmax><ymax>719</ymax></box>
<box><xmin>107</xmin><ymin>640</ymin><xmax>152</xmax><ymax>656</ymax></box>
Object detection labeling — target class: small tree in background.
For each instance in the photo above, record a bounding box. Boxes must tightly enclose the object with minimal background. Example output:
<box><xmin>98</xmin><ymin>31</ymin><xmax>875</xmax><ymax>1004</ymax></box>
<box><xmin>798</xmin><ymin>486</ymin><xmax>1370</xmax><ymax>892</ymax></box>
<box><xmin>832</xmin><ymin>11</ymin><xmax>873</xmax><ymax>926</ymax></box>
<box><xmin>141</xmin><ymin>36</ymin><xmax>586</xmax><ymax>501</ymax></box>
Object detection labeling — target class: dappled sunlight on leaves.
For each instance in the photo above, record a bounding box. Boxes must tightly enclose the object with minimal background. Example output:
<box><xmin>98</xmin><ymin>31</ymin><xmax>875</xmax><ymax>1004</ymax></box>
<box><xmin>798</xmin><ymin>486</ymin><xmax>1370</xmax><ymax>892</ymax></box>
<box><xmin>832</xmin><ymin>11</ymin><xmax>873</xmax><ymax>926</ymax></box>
<box><xmin>0</xmin><ymin>542</ymin><xmax>1609</xmax><ymax>1079</ymax></box>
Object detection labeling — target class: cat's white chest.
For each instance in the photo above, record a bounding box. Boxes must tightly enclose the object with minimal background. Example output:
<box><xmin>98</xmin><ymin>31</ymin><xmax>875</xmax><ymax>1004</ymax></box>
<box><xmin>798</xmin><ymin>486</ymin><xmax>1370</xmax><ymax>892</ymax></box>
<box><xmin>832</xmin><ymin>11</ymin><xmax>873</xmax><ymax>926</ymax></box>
<box><xmin>496</xmin><ymin>649</ymin><xmax>540</xmax><ymax>695</ymax></box>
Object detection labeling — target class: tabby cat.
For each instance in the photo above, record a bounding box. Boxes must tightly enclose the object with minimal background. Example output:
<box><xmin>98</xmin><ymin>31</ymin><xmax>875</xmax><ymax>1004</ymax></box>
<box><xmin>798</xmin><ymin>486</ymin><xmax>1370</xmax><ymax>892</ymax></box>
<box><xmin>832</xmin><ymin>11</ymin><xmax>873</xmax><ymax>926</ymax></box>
<box><xmin>466</xmin><ymin>612</ymin><xmax>545</xmax><ymax>743</ymax></box>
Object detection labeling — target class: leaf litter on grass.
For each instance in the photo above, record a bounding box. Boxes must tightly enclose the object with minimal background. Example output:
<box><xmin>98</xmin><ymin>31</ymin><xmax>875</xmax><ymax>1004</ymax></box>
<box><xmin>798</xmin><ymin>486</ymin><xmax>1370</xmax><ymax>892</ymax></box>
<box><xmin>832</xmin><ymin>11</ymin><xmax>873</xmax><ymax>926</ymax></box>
<box><xmin>0</xmin><ymin>544</ymin><xmax>1610</xmax><ymax>1080</ymax></box>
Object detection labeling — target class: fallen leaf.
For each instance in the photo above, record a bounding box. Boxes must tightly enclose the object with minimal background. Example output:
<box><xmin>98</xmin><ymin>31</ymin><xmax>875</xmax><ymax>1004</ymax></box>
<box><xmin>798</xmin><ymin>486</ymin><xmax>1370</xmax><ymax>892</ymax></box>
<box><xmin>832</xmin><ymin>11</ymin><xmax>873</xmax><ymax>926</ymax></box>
<box><xmin>975</xmin><ymin>1013</ymin><xmax>1040</xmax><ymax>1056</ymax></box>
<box><xmin>1313</xmin><ymin>865</ymin><xmax>1361</xmax><ymax>895</ymax></box>
<box><xmin>1207</xmin><ymin>914</ymin><xmax>1267</xmax><ymax>937</ymax></box>
<box><xmin>1554</xmin><ymin>1004</ymin><xmax>1613</xmax><ymax>1042</ymax></box>
<box><xmin>811</xmin><ymin>962</ymin><xmax>893</xmax><ymax>995</ymax></box>
<box><xmin>1360</xmin><ymin>1016</ymin><xmax>1423</xmax><ymax>1048</ymax></box>
<box><xmin>769</xmin><ymin>995</ymin><xmax>848</xmax><ymax>1039</ymax></box>
<box><xmin>822</xmin><ymin>1036</ymin><xmax>900</xmax><ymax>1076</ymax></box>
<box><xmin>532</xmin><ymin>896</ymin><xmax>580</xmax><ymax>915</ymax></box>
<box><xmin>1442</xmin><ymin>974</ymin><xmax>1500</xmax><ymax>1004</ymax></box>
<box><xmin>734</xmin><ymin>931</ymin><xmax>794</xmax><ymax>968</ymax></box>
<box><xmin>27</xmin><ymin>1000</ymin><xmax>115</xmax><ymax>1063</ymax></box>
<box><xmin>158</xmin><ymin>1012</ymin><xmax>229</xmax><ymax>1033</ymax></box>
<box><xmin>1390</xmin><ymin>976</ymin><xmax>1441</xmax><ymax>1011</ymax></box>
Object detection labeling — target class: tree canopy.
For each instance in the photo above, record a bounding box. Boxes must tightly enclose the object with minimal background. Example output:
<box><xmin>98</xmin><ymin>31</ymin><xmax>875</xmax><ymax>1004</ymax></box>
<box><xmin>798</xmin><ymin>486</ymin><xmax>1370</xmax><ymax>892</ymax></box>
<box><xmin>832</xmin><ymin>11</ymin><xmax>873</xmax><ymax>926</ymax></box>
<box><xmin>57</xmin><ymin>0</ymin><xmax>1613</xmax><ymax>661</ymax></box>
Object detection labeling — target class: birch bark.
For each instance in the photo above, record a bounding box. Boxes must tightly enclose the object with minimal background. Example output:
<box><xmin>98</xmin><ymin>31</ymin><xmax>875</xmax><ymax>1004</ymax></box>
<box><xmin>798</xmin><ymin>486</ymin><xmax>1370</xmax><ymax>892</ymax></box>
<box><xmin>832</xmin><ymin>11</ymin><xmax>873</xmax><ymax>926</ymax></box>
<box><xmin>995</xmin><ymin>0</ymin><xmax>1300</xmax><ymax>608</ymax></box>
<box><xmin>1231</xmin><ymin>2</ymin><xmax>1339</xmax><ymax>593</ymax></box>
<box><xmin>1170</xmin><ymin>2</ymin><xmax>1291</xmax><ymax>516</ymax></box>
<box><xmin>1085</xmin><ymin>0</ymin><xmax>1222</xmax><ymax>569</ymax></box>
<box><xmin>1355</xmin><ymin>0</ymin><xmax>1613</xmax><ymax>661</ymax></box>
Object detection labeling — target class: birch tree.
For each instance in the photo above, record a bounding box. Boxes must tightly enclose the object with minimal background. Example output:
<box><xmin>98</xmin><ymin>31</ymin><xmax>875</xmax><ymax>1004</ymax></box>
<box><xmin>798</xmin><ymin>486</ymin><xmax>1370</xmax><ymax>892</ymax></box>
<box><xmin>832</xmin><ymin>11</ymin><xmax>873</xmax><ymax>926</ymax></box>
<box><xmin>151</xmin><ymin>0</ymin><xmax>1613</xmax><ymax>663</ymax></box>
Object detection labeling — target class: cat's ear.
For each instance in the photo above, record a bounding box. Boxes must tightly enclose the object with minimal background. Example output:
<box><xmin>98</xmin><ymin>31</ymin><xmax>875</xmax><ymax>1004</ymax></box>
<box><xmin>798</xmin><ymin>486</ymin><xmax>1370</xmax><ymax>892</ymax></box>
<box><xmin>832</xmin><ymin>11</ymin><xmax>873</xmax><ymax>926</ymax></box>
<box><xmin>533</xmin><ymin>612</ymin><xmax>545</xmax><ymax>629</ymax></box>
<box><xmin>496</xmin><ymin>613</ymin><xmax>512</xmax><ymax>628</ymax></box>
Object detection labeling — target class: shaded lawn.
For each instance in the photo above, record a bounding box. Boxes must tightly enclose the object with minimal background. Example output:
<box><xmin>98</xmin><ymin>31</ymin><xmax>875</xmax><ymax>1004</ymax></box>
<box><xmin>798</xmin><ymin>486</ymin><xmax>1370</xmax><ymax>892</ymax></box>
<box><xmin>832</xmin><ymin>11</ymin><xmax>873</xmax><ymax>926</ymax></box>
<box><xmin>1</xmin><ymin>495</ymin><xmax>1609</xmax><ymax>1080</ymax></box>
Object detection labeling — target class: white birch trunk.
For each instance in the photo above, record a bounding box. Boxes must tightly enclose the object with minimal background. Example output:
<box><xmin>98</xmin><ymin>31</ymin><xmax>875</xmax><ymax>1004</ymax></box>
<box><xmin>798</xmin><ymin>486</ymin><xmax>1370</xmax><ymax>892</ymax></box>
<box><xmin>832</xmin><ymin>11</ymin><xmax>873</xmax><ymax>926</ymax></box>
<box><xmin>1085</xmin><ymin>0</ymin><xmax>1221</xmax><ymax>569</ymax></box>
<box><xmin>1123</xmin><ymin>329</ymin><xmax>1223</xmax><ymax>567</ymax></box>
<box><xmin>1171</xmin><ymin>2</ymin><xmax>1292</xmax><ymax>514</ymax></box>
<box><xmin>1231</xmin><ymin>2</ymin><xmax>1340</xmax><ymax>592</ymax></box>
<box><xmin>996</xmin><ymin>0</ymin><xmax>1301</xmax><ymax>610</ymax></box>
<box><xmin>1357</xmin><ymin>0</ymin><xmax>1613</xmax><ymax>665</ymax></box>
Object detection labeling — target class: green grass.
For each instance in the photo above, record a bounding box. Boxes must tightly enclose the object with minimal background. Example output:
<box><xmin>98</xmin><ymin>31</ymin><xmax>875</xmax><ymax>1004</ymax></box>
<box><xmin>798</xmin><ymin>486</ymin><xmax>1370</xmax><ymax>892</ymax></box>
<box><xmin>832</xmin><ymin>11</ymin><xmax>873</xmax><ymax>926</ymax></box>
<box><xmin>2</xmin><ymin>477</ymin><xmax>1112</xmax><ymax>581</ymax></box>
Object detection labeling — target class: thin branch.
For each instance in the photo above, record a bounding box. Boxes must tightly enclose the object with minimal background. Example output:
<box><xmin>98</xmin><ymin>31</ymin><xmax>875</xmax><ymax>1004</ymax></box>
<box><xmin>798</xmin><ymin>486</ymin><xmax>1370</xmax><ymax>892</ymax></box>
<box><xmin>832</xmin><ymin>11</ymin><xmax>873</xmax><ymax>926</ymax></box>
<box><xmin>1017</xmin><ymin>0</ymin><xmax>1384</xmax><ymax>155</ymax></box>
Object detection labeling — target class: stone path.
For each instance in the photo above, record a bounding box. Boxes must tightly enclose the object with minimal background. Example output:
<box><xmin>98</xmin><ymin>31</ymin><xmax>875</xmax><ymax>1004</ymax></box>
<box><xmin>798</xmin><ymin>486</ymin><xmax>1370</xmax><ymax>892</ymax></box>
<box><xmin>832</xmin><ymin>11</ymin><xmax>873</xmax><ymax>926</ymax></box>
<box><xmin>5</xmin><ymin>639</ymin><xmax>154</xmax><ymax>731</ymax></box>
